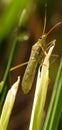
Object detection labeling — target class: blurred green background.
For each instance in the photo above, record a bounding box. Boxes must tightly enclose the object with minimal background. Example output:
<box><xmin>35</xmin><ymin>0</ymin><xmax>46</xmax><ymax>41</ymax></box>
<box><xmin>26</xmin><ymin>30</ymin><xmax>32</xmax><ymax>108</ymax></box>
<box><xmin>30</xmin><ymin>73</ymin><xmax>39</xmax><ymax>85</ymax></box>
<box><xmin>0</xmin><ymin>0</ymin><xmax>62</xmax><ymax>130</ymax></box>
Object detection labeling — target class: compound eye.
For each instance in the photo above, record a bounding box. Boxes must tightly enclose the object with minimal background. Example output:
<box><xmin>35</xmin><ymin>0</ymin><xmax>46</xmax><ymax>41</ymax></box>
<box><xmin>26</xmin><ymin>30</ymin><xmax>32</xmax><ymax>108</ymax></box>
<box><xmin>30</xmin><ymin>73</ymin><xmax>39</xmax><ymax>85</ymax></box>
<box><xmin>39</xmin><ymin>36</ymin><xmax>42</xmax><ymax>39</ymax></box>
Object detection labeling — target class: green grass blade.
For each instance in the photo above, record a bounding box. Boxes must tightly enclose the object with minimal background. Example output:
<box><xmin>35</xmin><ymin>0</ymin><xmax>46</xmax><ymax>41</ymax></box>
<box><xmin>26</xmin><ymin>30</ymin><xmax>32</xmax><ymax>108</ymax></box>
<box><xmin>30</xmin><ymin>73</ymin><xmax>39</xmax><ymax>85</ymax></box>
<box><xmin>43</xmin><ymin>59</ymin><xmax>62</xmax><ymax>130</ymax></box>
<box><xmin>0</xmin><ymin>38</ymin><xmax>17</xmax><ymax>95</ymax></box>
<box><xmin>0</xmin><ymin>81</ymin><xmax>4</xmax><ymax>93</ymax></box>
<box><xmin>0</xmin><ymin>85</ymin><xmax>7</xmax><ymax>107</ymax></box>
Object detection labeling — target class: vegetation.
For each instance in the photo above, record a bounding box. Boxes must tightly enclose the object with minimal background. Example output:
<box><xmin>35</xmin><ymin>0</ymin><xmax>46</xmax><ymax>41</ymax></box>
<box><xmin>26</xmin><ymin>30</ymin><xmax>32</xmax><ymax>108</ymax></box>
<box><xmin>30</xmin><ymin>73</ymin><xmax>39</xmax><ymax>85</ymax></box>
<box><xmin>0</xmin><ymin>0</ymin><xmax>62</xmax><ymax>130</ymax></box>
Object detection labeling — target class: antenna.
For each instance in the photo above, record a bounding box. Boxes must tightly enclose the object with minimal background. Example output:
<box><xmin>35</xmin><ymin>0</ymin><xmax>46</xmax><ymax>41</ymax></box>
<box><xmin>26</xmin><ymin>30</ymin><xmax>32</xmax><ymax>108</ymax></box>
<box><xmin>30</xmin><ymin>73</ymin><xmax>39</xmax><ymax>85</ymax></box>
<box><xmin>42</xmin><ymin>0</ymin><xmax>47</xmax><ymax>34</ymax></box>
<box><xmin>46</xmin><ymin>21</ymin><xmax>62</xmax><ymax>37</ymax></box>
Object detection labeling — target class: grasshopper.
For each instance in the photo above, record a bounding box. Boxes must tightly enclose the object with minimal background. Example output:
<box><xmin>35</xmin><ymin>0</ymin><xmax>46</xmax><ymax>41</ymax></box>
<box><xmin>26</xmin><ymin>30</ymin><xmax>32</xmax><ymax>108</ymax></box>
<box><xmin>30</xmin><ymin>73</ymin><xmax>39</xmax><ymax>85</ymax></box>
<box><xmin>10</xmin><ymin>6</ymin><xmax>62</xmax><ymax>94</ymax></box>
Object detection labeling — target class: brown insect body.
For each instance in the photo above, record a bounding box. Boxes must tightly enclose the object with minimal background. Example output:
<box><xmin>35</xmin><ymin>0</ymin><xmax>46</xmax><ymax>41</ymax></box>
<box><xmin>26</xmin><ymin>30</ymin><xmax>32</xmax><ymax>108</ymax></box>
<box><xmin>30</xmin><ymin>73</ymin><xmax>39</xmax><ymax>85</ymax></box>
<box><xmin>22</xmin><ymin>35</ymin><xmax>46</xmax><ymax>94</ymax></box>
<box><xmin>10</xmin><ymin>6</ymin><xmax>62</xmax><ymax>94</ymax></box>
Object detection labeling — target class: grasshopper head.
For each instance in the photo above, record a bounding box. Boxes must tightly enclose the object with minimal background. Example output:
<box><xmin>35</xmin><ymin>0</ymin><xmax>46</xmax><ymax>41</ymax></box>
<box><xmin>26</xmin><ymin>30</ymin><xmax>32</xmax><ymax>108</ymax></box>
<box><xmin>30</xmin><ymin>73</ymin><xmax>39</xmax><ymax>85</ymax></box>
<box><xmin>39</xmin><ymin>34</ymin><xmax>47</xmax><ymax>46</ymax></box>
